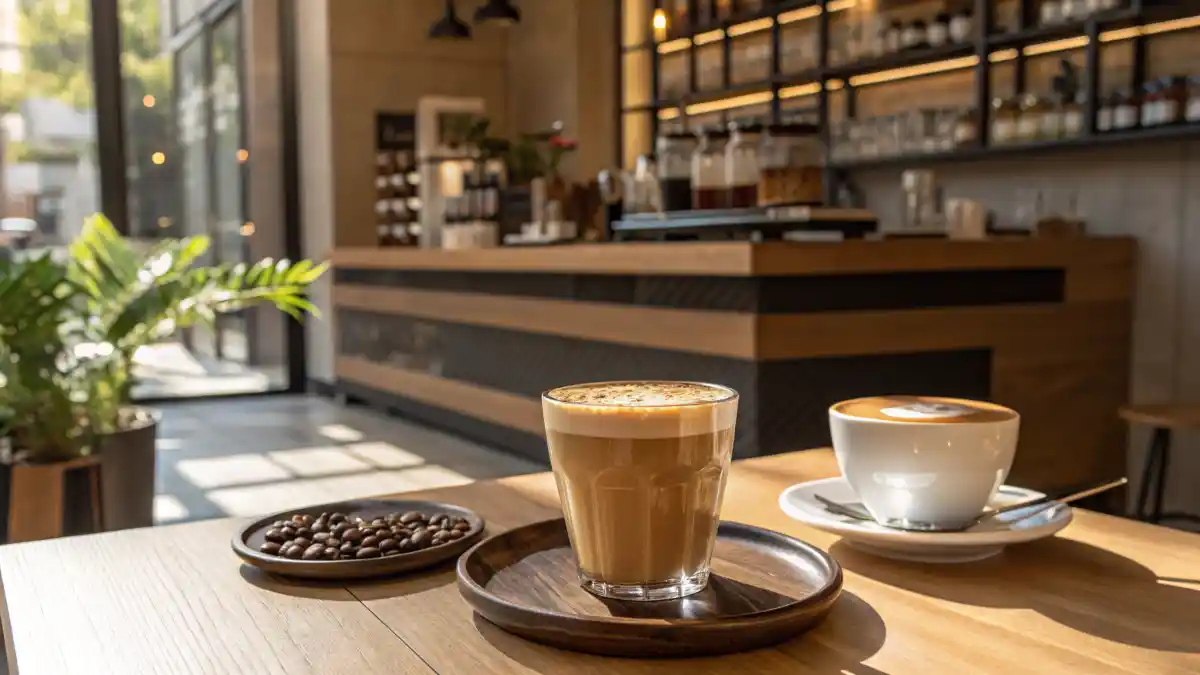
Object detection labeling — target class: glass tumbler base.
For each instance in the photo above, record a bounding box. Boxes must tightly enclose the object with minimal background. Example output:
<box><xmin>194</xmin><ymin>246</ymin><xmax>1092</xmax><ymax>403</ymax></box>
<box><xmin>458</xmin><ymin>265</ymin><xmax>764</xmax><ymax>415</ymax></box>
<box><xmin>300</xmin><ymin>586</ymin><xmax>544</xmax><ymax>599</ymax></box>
<box><xmin>579</xmin><ymin>568</ymin><xmax>710</xmax><ymax>602</ymax></box>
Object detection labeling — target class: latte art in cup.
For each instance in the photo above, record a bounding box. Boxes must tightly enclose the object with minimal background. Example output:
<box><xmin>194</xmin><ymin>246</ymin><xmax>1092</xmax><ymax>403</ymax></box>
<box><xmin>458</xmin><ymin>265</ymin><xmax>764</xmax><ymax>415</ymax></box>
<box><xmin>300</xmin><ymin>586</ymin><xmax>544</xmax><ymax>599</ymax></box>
<box><xmin>833</xmin><ymin>395</ymin><xmax>1018</xmax><ymax>424</ymax></box>
<box><xmin>543</xmin><ymin>381</ymin><xmax>739</xmax><ymax>602</ymax></box>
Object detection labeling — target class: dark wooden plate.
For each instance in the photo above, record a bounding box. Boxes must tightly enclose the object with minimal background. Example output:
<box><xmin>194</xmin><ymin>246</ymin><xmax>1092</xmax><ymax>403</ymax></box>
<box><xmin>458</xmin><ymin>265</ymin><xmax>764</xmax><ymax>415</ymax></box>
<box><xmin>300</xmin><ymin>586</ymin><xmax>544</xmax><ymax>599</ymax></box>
<box><xmin>232</xmin><ymin>499</ymin><xmax>485</xmax><ymax>580</ymax></box>
<box><xmin>457</xmin><ymin>518</ymin><xmax>842</xmax><ymax>657</ymax></box>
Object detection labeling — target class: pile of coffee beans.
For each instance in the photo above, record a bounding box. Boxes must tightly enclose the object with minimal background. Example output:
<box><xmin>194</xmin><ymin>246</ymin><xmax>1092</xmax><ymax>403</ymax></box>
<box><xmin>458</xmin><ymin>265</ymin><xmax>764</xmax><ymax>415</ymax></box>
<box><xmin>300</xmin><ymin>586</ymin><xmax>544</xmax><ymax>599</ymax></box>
<box><xmin>258</xmin><ymin>511</ymin><xmax>473</xmax><ymax>561</ymax></box>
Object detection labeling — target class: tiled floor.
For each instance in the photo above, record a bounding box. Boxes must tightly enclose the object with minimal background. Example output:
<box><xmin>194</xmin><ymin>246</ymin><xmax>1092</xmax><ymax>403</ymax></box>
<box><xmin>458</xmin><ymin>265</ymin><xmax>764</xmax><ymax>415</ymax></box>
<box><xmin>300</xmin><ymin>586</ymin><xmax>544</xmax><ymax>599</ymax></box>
<box><xmin>153</xmin><ymin>395</ymin><xmax>544</xmax><ymax>525</ymax></box>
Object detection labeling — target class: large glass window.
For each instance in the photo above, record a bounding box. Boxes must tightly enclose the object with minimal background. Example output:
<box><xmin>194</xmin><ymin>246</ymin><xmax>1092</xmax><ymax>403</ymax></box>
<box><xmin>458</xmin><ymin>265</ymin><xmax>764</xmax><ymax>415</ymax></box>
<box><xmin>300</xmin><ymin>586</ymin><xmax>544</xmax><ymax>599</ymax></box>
<box><xmin>120</xmin><ymin>1</ymin><xmax>288</xmax><ymax>398</ymax></box>
<box><xmin>0</xmin><ymin>0</ymin><xmax>99</xmax><ymax>246</ymax></box>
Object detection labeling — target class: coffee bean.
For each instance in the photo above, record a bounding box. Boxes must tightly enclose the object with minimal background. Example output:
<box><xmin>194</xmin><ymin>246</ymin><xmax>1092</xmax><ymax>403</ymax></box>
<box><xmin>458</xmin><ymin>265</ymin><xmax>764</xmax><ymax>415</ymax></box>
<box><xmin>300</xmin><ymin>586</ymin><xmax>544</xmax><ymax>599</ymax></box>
<box><xmin>386</xmin><ymin>513</ymin><xmax>401</xmax><ymax>525</ymax></box>
<box><xmin>342</xmin><ymin>528</ymin><xmax>364</xmax><ymax>543</ymax></box>
<box><xmin>391</xmin><ymin>526</ymin><xmax>411</xmax><ymax>537</ymax></box>
<box><xmin>264</xmin><ymin>528</ymin><xmax>286</xmax><ymax>543</ymax></box>
<box><xmin>356</xmin><ymin>547</ymin><xmax>381</xmax><ymax>559</ymax></box>
<box><xmin>284</xmin><ymin>545</ymin><xmax>304</xmax><ymax>559</ymax></box>
<box><xmin>329</xmin><ymin>512</ymin><xmax>346</xmax><ymax>524</ymax></box>
<box><xmin>410</xmin><ymin>530</ymin><xmax>429</xmax><ymax>548</ymax></box>
<box><xmin>379</xmin><ymin>538</ymin><xmax>398</xmax><ymax>551</ymax></box>
<box><xmin>361</xmin><ymin>535</ymin><xmax>380</xmax><ymax>548</ymax></box>
<box><xmin>311</xmin><ymin>522</ymin><xmax>327</xmax><ymax>534</ymax></box>
<box><xmin>384</xmin><ymin>549</ymin><xmax>402</xmax><ymax>556</ymax></box>
<box><xmin>400</xmin><ymin>512</ymin><xmax>423</xmax><ymax>524</ymax></box>
<box><xmin>398</xmin><ymin>537</ymin><xmax>413</xmax><ymax>551</ymax></box>
<box><xmin>280</xmin><ymin>526</ymin><xmax>296</xmax><ymax>538</ymax></box>
<box><xmin>313</xmin><ymin>532</ymin><xmax>331</xmax><ymax>544</ymax></box>
<box><xmin>325</xmin><ymin>537</ymin><xmax>341</xmax><ymax>548</ymax></box>
<box><xmin>448</xmin><ymin>530</ymin><xmax>465</xmax><ymax>540</ymax></box>
<box><xmin>291</xmin><ymin>514</ymin><xmax>313</xmax><ymax>528</ymax></box>
<box><xmin>302</xmin><ymin>543</ymin><xmax>325</xmax><ymax>560</ymax></box>
<box><xmin>324</xmin><ymin>546</ymin><xmax>339</xmax><ymax>558</ymax></box>
<box><xmin>260</xmin><ymin>542</ymin><xmax>282</xmax><ymax>555</ymax></box>
<box><xmin>370</xmin><ymin>518</ymin><xmax>387</xmax><ymax>528</ymax></box>
<box><xmin>432</xmin><ymin>531</ymin><xmax>450</xmax><ymax>544</ymax></box>
<box><xmin>453</xmin><ymin>522</ymin><xmax>470</xmax><ymax>532</ymax></box>
<box><xmin>340</xmin><ymin>542</ymin><xmax>355</xmax><ymax>553</ymax></box>
<box><xmin>272</xmin><ymin>520</ymin><xmax>288</xmax><ymax>529</ymax></box>
<box><xmin>430</xmin><ymin>513</ymin><xmax>448</xmax><ymax>526</ymax></box>
<box><xmin>425</xmin><ymin>524</ymin><xmax>440</xmax><ymax>534</ymax></box>
<box><xmin>331</xmin><ymin>522</ymin><xmax>350</xmax><ymax>537</ymax></box>
<box><xmin>293</xmin><ymin>537</ymin><xmax>312</xmax><ymax>549</ymax></box>
<box><xmin>296</xmin><ymin>527</ymin><xmax>312</xmax><ymax>539</ymax></box>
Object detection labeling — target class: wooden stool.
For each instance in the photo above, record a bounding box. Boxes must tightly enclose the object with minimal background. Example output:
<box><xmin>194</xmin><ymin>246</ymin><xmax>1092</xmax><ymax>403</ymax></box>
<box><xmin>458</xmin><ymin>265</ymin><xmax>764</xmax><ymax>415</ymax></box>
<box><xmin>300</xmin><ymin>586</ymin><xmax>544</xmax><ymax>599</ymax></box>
<box><xmin>1119</xmin><ymin>405</ymin><xmax>1200</xmax><ymax>525</ymax></box>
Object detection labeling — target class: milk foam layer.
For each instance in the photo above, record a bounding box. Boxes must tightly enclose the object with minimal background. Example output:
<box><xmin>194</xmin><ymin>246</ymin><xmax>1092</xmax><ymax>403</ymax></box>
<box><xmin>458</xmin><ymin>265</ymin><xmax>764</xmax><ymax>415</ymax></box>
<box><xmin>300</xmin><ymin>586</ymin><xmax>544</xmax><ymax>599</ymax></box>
<box><xmin>832</xmin><ymin>395</ymin><xmax>1017</xmax><ymax>424</ymax></box>
<box><xmin>543</xmin><ymin>381</ymin><xmax>738</xmax><ymax>439</ymax></box>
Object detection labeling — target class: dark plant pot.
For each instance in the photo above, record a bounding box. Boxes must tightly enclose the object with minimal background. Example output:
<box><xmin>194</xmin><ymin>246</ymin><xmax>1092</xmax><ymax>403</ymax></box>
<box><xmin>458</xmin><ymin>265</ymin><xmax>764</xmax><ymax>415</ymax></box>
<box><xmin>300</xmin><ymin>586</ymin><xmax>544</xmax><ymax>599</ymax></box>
<box><xmin>98</xmin><ymin>408</ymin><xmax>160</xmax><ymax>531</ymax></box>
<box><xmin>0</xmin><ymin>442</ymin><xmax>103</xmax><ymax>543</ymax></box>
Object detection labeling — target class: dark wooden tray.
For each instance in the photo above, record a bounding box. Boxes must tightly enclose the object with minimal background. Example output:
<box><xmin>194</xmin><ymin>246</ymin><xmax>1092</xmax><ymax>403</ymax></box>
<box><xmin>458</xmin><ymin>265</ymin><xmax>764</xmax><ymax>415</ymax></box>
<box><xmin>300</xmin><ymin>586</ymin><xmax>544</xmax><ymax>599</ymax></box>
<box><xmin>232</xmin><ymin>499</ymin><xmax>484</xmax><ymax>580</ymax></box>
<box><xmin>457</xmin><ymin>518</ymin><xmax>842</xmax><ymax>658</ymax></box>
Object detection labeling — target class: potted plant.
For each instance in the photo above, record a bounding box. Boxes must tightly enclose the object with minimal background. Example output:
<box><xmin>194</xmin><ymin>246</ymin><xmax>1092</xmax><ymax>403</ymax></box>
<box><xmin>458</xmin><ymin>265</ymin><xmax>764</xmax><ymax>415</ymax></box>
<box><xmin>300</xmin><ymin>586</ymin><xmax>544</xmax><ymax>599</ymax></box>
<box><xmin>0</xmin><ymin>215</ymin><xmax>327</xmax><ymax>540</ymax></box>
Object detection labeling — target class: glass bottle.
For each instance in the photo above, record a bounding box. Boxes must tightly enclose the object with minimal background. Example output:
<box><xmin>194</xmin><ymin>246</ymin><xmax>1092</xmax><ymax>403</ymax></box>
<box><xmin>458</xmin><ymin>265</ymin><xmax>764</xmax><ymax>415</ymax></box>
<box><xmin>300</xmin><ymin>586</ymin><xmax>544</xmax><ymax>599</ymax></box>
<box><xmin>1061</xmin><ymin>92</ymin><xmax>1085</xmax><ymax>138</ymax></box>
<box><xmin>901</xmin><ymin>20</ymin><xmax>925</xmax><ymax>50</ymax></box>
<box><xmin>691</xmin><ymin>131</ymin><xmax>729</xmax><ymax>210</ymax></box>
<box><xmin>1017</xmin><ymin>94</ymin><xmax>1045</xmax><ymax>142</ymax></box>
<box><xmin>725</xmin><ymin>124</ymin><xmax>762</xmax><ymax>209</ymax></box>
<box><xmin>885</xmin><ymin>20</ymin><xmax>903</xmax><ymax>53</ymax></box>
<box><xmin>758</xmin><ymin>123</ymin><xmax>825</xmax><ymax>207</ymax></box>
<box><xmin>950</xmin><ymin>8</ymin><xmax>974</xmax><ymax>43</ymax></box>
<box><xmin>991</xmin><ymin>97</ymin><xmax>1019</xmax><ymax>145</ymax></box>
<box><xmin>1041</xmin><ymin>97</ymin><xmax>1065</xmax><ymax>140</ymax></box>
<box><xmin>954</xmin><ymin>107</ymin><xmax>978</xmax><ymax>147</ymax></box>
<box><xmin>1097</xmin><ymin>91</ymin><xmax>1116</xmax><ymax>132</ymax></box>
<box><xmin>1187</xmin><ymin>75</ymin><xmax>1200</xmax><ymax>123</ymax></box>
<box><xmin>1113</xmin><ymin>89</ymin><xmax>1139</xmax><ymax>130</ymax></box>
<box><xmin>656</xmin><ymin>133</ymin><xmax>696</xmax><ymax>212</ymax></box>
<box><xmin>928</xmin><ymin>13</ymin><xmax>950</xmax><ymax>47</ymax></box>
<box><xmin>1140</xmin><ymin>80</ymin><xmax>1161</xmax><ymax>127</ymax></box>
<box><xmin>1040</xmin><ymin>0</ymin><xmax>1063</xmax><ymax>25</ymax></box>
<box><xmin>1161</xmin><ymin>76</ymin><xmax>1187</xmax><ymax>125</ymax></box>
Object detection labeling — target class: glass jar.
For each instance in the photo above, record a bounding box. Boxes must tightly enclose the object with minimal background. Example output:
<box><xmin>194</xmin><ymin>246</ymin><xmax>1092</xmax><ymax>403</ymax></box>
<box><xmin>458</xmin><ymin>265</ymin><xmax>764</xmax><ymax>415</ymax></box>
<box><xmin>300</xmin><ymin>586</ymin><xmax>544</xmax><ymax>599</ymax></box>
<box><xmin>1187</xmin><ymin>75</ymin><xmax>1200</xmax><ymax>123</ymax></box>
<box><xmin>992</xmin><ymin>97</ymin><xmax>1019</xmax><ymax>145</ymax></box>
<box><xmin>885</xmin><ymin>20</ymin><xmax>903</xmax><ymax>53</ymax></box>
<box><xmin>1161</xmin><ymin>76</ymin><xmax>1187</xmax><ymax>125</ymax></box>
<box><xmin>758</xmin><ymin>123</ymin><xmax>825</xmax><ymax>207</ymax></box>
<box><xmin>950</xmin><ymin>8</ymin><xmax>973</xmax><ymax>42</ymax></box>
<box><xmin>1140</xmin><ymin>80</ymin><xmax>1161</xmax><ymax>127</ymax></box>
<box><xmin>691</xmin><ymin>131</ymin><xmax>728</xmax><ymax>210</ymax></box>
<box><xmin>928</xmin><ymin>13</ymin><xmax>950</xmax><ymax>47</ymax></box>
<box><xmin>725</xmin><ymin>124</ymin><xmax>762</xmax><ymax>209</ymax></box>
<box><xmin>1113</xmin><ymin>89</ymin><xmax>1139</xmax><ymax>129</ymax></box>
<box><xmin>901</xmin><ymin>20</ymin><xmax>925</xmax><ymax>50</ymax></box>
<box><xmin>1059</xmin><ymin>0</ymin><xmax>1086</xmax><ymax>21</ymax></box>
<box><xmin>1040</xmin><ymin>0</ymin><xmax>1063</xmax><ymax>25</ymax></box>
<box><xmin>1097</xmin><ymin>91</ymin><xmax>1116</xmax><ymax>132</ymax></box>
<box><xmin>1041</xmin><ymin>98</ymin><xmax>1064</xmax><ymax>140</ymax></box>
<box><xmin>656</xmin><ymin>133</ymin><xmax>696</xmax><ymax>212</ymax></box>
<box><xmin>1017</xmin><ymin>94</ymin><xmax>1044</xmax><ymax>142</ymax></box>
<box><xmin>954</xmin><ymin>107</ymin><xmax>978</xmax><ymax>147</ymax></box>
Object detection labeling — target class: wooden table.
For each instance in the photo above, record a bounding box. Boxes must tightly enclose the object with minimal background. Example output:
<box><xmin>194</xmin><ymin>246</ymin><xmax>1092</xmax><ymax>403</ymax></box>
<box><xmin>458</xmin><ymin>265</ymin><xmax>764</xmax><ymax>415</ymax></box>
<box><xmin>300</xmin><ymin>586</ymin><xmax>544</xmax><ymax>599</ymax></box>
<box><xmin>2</xmin><ymin>450</ymin><xmax>1197</xmax><ymax>674</ymax></box>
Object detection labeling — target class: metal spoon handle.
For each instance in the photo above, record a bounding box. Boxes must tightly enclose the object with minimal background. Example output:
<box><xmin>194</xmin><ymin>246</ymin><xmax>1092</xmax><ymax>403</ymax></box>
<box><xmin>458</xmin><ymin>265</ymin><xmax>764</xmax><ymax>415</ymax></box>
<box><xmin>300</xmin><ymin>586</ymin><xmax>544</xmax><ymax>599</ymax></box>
<box><xmin>1001</xmin><ymin>477</ymin><xmax>1129</xmax><ymax>522</ymax></box>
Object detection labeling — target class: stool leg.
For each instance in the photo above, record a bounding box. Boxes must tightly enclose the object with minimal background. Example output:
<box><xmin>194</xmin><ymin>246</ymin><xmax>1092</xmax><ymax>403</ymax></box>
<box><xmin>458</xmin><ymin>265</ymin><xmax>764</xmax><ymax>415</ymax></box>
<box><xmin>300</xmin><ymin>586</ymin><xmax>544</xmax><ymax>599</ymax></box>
<box><xmin>1152</xmin><ymin>428</ymin><xmax>1172</xmax><ymax>524</ymax></box>
<box><xmin>1136</xmin><ymin>430</ymin><xmax>1160</xmax><ymax>520</ymax></box>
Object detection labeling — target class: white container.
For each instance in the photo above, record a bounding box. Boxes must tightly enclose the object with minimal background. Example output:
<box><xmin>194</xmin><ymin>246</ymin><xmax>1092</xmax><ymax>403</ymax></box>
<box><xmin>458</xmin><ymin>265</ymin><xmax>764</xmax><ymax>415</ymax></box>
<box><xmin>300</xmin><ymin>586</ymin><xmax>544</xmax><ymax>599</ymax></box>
<box><xmin>829</xmin><ymin>396</ymin><xmax>1020</xmax><ymax>531</ymax></box>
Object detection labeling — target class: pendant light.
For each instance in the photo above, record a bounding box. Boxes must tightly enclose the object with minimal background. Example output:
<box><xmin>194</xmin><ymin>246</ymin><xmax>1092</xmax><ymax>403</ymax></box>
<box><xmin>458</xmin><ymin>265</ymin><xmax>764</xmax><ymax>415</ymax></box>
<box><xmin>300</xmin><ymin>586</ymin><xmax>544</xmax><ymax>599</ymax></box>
<box><xmin>474</xmin><ymin>0</ymin><xmax>521</xmax><ymax>26</ymax></box>
<box><xmin>429</xmin><ymin>0</ymin><xmax>472</xmax><ymax>40</ymax></box>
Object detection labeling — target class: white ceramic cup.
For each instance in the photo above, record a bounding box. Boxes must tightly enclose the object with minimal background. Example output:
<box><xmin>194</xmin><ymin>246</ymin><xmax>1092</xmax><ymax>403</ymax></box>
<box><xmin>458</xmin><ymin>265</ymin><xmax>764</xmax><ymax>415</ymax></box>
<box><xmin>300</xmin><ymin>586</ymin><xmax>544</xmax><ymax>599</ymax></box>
<box><xmin>829</xmin><ymin>396</ymin><xmax>1020</xmax><ymax>530</ymax></box>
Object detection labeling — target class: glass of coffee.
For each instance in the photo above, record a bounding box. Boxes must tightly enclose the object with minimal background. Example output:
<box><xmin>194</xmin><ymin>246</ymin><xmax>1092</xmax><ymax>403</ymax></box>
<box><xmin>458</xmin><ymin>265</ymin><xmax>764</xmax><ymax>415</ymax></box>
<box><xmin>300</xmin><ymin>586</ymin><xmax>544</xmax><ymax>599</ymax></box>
<box><xmin>542</xmin><ymin>381</ymin><xmax>739</xmax><ymax>602</ymax></box>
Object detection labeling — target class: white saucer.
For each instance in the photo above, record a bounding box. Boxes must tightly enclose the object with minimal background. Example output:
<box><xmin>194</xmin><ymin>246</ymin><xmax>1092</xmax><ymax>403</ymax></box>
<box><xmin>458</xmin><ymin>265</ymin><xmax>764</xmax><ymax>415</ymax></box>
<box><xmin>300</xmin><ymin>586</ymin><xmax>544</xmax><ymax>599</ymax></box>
<box><xmin>779</xmin><ymin>477</ymin><xmax>1073</xmax><ymax>563</ymax></box>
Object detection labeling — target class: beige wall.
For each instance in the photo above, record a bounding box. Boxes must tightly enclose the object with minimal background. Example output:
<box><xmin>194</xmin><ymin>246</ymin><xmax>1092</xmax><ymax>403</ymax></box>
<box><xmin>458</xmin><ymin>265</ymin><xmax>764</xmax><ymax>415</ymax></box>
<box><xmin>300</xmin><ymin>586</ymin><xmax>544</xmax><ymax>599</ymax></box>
<box><xmin>852</xmin><ymin>140</ymin><xmax>1200</xmax><ymax>517</ymax></box>
<box><xmin>329</xmin><ymin>0</ymin><xmax>511</xmax><ymax>247</ymax></box>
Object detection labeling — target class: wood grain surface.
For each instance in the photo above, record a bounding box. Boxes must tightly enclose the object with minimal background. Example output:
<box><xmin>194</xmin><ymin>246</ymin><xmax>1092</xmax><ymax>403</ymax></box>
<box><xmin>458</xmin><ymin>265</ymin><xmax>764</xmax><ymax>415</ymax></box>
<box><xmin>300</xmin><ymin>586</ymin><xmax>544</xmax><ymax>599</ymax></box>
<box><xmin>332</xmin><ymin>238</ymin><xmax>1136</xmax><ymax>277</ymax></box>
<box><xmin>457</xmin><ymin>519</ymin><xmax>842</xmax><ymax>657</ymax></box>
<box><xmin>3</xmin><ymin>449</ymin><xmax>1196</xmax><ymax>674</ymax></box>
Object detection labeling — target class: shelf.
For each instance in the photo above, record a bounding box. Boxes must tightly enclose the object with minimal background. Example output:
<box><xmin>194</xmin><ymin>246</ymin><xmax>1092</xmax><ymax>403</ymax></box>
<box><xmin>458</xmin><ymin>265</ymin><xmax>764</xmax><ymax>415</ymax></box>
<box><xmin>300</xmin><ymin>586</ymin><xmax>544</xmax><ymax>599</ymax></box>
<box><xmin>823</xmin><ymin>42</ymin><xmax>976</xmax><ymax>83</ymax></box>
<box><xmin>986</xmin><ymin>7</ymin><xmax>1140</xmax><ymax>51</ymax></box>
<box><xmin>828</xmin><ymin>123</ymin><xmax>1200</xmax><ymax>170</ymax></box>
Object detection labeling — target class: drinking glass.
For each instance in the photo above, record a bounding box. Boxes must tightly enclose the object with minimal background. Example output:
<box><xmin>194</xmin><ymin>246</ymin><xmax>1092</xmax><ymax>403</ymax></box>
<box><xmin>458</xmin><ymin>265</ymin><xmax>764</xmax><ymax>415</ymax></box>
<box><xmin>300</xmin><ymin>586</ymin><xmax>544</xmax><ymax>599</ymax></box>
<box><xmin>542</xmin><ymin>381</ymin><xmax>739</xmax><ymax>601</ymax></box>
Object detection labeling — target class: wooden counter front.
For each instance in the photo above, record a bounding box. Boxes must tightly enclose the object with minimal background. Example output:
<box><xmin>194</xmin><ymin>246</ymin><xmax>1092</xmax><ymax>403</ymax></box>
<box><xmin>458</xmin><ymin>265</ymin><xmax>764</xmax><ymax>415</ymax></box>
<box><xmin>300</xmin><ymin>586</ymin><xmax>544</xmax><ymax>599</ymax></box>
<box><xmin>332</xmin><ymin>239</ymin><xmax>1136</xmax><ymax>497</ymax></box>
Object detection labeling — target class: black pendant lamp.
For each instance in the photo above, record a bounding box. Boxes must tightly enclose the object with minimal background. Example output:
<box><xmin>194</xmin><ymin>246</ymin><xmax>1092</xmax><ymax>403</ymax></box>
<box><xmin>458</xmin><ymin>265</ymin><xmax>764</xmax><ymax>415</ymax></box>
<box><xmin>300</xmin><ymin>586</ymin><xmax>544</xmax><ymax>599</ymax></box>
<box><xmin>474</xmin><ymin>0</ymin><xmax>521</xmax><ymax>26</ymax></box>
<box><xmin>429</xmin><ymin>0</ymin><xmax>472</xmax><ymax>39</ymax></box>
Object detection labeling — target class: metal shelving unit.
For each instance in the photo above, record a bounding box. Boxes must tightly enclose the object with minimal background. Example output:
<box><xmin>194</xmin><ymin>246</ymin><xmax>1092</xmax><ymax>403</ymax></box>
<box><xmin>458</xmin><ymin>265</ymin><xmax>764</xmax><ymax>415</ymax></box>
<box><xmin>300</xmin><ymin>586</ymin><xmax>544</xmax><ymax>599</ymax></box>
<box><xmin>616</xmin><ymin>0</ymin><xmax>1200</xmax><ymax>172</ymax></box>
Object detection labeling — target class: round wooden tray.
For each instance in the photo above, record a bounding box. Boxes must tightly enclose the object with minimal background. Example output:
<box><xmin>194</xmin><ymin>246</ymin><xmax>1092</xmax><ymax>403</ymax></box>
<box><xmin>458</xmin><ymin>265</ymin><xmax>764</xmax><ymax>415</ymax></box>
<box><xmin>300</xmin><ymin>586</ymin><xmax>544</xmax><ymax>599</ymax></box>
<box><xmin>457</xmin><ymin>518</ymin><xmax>842</xmax><ymax>657</ymax></box>
<box><xmin>232</xmin><ymin>499</ymin><xmax>485</xmax><ymax>580</ymax></box>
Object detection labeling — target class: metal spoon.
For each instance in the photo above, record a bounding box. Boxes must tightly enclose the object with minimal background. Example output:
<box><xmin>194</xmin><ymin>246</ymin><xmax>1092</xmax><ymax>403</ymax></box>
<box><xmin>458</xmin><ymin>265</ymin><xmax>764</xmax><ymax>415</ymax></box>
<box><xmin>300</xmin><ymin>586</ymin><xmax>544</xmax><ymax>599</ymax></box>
<box><xmin>815</xmin><ymin>477</ymin><xmax>1129</xmax><ymax>532</ymax></box>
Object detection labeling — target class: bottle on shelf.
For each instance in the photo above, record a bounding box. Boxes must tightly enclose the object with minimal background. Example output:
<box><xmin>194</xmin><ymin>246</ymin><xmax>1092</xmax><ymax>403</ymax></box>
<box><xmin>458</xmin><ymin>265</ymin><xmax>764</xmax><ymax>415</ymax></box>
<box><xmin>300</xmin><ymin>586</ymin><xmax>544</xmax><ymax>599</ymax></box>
<box><xmin>657</xmin><ymin>133</ymin><xmax>696</xmax><ymax>212</ymax></box>
<box><xmin>1113</xmin><ymin>89</ymin><xmax>1140</xmax><ymax>130</ymax></box>
<box><xmin>1161</xmin><ymin>76</ymin><xmax>1187</xmax><ymax>125</ymax></box>
<box><xmin>949</xmin><ymin>7</ymin><xmax>973</xmax><ymax>42</ymax></box>
<box><xmin>758</xmin><ymin>123</ymin><xmax>824</xmax><ymax>207</ymax></box>
<box><xmin>991</xmin><ymin>97</ymin><xmax>1019</xmax><ymax>145</ymax></box>
<box><xmin>691</xmin><ymin>130</ymin><xmax>729</xmax><ymax>210</ymax></box>
<box><xmin>725</xmin><ymin>123</ymin><xmax>761</xmax><ymax>209</ymax></box>
<box><xmin>1187</xmin><ymin>76</ymin><xmax>1200</xmax><ymax>123</ymax></box>
<box><xmin>928</xmin><ymin>13</ymin><xmax>950</xmax><ymax>47</ymax></box>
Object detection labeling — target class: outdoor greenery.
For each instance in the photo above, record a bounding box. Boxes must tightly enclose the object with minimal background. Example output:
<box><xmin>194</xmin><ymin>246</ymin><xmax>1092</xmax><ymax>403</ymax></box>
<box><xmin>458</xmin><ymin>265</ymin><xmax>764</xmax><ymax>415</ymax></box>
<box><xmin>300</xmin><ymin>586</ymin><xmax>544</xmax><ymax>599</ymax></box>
<box><xmin>0</xmin><ymin>215</ymin><xmax>327</xmax><ymax>463</ymax></box>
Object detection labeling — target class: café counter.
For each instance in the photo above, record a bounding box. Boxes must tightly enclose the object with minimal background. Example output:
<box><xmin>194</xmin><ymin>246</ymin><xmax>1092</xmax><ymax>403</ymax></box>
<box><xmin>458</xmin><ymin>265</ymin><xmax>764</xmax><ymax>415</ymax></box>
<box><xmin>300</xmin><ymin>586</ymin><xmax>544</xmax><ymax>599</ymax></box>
<box><xmin>330</xmin><ymin>238</ymin><xmax>1135</xmax><ymax>494</ymax></box>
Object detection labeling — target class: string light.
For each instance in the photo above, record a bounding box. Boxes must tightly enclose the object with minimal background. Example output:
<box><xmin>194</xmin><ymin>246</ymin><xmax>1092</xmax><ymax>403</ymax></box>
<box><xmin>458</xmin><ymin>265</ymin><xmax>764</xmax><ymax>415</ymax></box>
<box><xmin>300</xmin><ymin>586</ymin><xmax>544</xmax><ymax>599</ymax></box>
<box><xmin>240</xmin><ymin>222</ymin><xmax>256</xmax><ymax>237</ymax></box>
<box><xmin>236</xmin><ymin>149</ymin><xmax>249</xmax><ymax>163</ymax></box>
<box><xmin>143</xmin><ymin>95</ymin><xmax>156</xmax><ymax>108</ymax></box>
<box><xmin>151</xmin><ymin>152</ymin><xmax>166</xmax><ymax>165</ymax></box>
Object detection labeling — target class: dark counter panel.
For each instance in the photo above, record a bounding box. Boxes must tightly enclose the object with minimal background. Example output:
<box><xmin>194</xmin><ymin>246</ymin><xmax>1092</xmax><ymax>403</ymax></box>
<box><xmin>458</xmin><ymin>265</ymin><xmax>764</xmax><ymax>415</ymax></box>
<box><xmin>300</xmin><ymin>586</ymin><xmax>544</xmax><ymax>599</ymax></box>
<box><xmin>335</xmin><ymin>268</ymin><xmax>1065</xmax><ymax>313</ymax></box>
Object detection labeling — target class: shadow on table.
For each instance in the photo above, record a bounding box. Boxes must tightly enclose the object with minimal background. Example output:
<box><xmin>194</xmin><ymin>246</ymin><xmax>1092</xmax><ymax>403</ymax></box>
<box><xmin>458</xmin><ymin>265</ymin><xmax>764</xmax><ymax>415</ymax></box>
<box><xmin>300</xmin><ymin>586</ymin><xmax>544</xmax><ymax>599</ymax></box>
<box><xmin>471</xmin><ymin>590</ymin><xmax>886</xmax><ymax>673</ymax></box>
<box><xmin>831</xmin><ymin>537</ymin><xmax>1200</xmax><ymax>653</ymax></box>
<box><xmin>237</xmin><ymin>563</ymin><xmax>458</xmax><ymax>600</ymax></box>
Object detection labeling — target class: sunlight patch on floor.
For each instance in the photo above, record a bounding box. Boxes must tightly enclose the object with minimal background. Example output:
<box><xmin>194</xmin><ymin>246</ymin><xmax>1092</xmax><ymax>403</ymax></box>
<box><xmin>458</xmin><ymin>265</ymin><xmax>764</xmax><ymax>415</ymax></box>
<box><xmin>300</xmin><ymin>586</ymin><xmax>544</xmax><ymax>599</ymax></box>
<box><xmin>267</xmin><ymin>446</ymin><xmax>374</xmax><ymax>477</ymax></box>
<box><xmin>317</xmin><ymin>424</ymin><xmax>365</xmax><ymax>442</ymax></box>
<box><xmin>176</xmin><ymin>453</ymin><xmax>292</xmax><ymax>489</ymax></box>
<box><xmin>344</xmin><ymin>441</ymin><xmax>427</xmax><ymax>469</ymax></box>
<box><xmin>153</xmin><ymin>494</ymin><xmax>190</xmax><ymax>523</ymax></box>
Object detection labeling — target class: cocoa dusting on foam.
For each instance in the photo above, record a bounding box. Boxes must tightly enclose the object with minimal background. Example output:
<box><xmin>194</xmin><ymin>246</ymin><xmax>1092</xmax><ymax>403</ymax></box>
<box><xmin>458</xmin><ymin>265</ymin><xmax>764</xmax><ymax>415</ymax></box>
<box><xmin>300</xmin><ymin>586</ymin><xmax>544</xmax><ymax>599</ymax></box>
<box><xmin>547</xmin><ymin>382</ymin><xmax>732</xmax><ymax>407</ymax></box>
